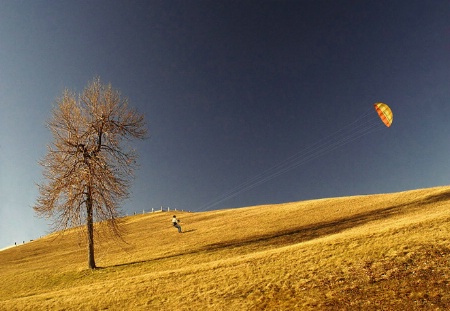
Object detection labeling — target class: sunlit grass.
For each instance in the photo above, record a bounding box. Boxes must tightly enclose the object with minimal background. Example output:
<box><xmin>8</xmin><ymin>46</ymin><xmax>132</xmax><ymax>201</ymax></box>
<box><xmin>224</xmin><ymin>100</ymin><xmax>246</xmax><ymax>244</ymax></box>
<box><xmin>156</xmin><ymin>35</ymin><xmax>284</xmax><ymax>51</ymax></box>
<box><xmin>1</xmin><ymin>186</ymin><xmax>450</xmax><ymax>310</ymax></box>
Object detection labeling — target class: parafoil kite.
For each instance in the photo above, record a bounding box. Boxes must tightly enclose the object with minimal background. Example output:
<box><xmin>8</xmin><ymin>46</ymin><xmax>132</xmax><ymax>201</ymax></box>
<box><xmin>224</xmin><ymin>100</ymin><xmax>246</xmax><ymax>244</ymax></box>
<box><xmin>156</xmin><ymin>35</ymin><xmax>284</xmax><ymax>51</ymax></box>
<box><xmin>374</xmin><ymin>103</ymin><xmax>393</xmax><ymax>127</ymax></box>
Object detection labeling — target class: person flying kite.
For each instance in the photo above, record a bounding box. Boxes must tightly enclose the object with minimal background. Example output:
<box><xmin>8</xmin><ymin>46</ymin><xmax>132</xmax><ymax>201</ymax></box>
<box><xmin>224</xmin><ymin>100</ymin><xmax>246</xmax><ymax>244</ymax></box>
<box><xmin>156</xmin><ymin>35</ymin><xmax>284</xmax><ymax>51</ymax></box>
<box><xmin>172</xmin><ymin>215</ymin><xmax>182</xmax><ymax>233</ymax></box>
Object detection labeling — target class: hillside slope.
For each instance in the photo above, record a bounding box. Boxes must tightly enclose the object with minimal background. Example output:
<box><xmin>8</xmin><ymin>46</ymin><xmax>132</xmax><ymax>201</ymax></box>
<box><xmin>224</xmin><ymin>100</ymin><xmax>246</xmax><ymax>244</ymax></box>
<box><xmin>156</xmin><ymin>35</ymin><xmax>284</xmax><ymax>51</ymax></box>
<box><xmin>1</xmin><ymin>186</ymin><xmax>450</xmax><ymax>310</ymax></box>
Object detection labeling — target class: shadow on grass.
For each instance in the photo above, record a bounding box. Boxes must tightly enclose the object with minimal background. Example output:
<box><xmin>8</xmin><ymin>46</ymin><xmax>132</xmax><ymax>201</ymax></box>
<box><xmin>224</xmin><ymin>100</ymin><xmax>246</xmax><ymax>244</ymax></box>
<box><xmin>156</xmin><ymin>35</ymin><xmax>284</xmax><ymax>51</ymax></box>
<box><xmin>183</xmin><ymin>229</ymin><xmax>197</xmax><ymax>233</ymax></box>
<box><xmin>97</xmin><ymin>250</ymin><xmax>197</xmax><ymax>270</ymax></box>
<box><xmin>101</xmin><ymin>189</ymin><xmax>450</xmax><ymax>270</ymax></box>
<box><xmin>202</xmin><ymin>188</ymin><xmax>450</xmax><ymax>252</ymax></box>
<box><xmin>98</xmin><ymin>230</ymin><xmax>200</xmax><ymax>270</ymax></box>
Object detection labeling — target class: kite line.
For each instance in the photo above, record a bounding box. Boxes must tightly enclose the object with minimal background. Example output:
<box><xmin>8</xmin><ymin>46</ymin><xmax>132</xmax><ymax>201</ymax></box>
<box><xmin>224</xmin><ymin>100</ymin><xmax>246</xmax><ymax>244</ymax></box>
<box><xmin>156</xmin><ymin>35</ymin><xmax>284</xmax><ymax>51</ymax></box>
<box><xmin>197</xmin><ymin>104</ymin><xmax>392</xmax><ymax>212</ymax></box>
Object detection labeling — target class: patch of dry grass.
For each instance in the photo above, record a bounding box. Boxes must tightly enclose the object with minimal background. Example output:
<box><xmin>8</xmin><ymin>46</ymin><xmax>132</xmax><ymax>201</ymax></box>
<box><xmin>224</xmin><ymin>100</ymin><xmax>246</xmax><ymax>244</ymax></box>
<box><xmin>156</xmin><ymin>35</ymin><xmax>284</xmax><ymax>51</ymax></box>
<box><xmin>1</xmin><ymin>186</ymin><xmax>450</xmax><ymax>310</ymax></box>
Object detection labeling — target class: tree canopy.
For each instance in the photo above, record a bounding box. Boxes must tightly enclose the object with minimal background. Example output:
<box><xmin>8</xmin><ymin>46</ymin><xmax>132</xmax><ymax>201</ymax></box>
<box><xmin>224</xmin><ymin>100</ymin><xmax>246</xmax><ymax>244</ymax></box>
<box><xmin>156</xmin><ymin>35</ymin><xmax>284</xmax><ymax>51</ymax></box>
<box><xmin>34</xmin><ymin>78</ymin><xmax>147</xmax><ymax>269</ymax></box>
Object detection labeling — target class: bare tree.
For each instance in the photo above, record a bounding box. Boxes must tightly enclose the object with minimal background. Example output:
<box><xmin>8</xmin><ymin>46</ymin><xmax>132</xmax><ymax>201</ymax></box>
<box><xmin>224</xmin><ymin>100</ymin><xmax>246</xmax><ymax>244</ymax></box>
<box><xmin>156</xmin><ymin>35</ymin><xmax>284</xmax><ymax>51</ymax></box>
<box><xmin>34</xmin><ymin>78</ymin><xmax>147</xmax><ymax>269</ymax></box>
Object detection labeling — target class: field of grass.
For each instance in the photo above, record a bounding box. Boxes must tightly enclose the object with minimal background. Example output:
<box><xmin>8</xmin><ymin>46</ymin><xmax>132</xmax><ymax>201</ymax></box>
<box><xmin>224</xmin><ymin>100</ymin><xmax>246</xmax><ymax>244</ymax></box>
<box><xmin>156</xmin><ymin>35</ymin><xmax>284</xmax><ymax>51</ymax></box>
<box><xmin>1</xmin><ymin>186</ymin><xmax>450</xmax><ymax>310</ymax></box>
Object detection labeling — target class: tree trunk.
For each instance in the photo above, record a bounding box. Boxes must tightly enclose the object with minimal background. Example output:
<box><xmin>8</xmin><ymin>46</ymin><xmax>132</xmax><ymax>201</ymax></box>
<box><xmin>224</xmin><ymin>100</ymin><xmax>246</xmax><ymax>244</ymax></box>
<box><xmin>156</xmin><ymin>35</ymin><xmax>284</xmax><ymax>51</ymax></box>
<box><xmin>86</xmin><ymin>192</ymin><xmax>96</xmax><ymax>269</ymax></box>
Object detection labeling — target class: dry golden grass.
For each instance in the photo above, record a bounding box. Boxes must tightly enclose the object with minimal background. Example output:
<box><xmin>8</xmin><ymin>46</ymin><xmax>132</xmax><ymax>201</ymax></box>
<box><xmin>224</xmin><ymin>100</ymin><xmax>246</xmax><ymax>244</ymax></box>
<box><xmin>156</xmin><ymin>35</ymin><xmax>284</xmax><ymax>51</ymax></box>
<box><xmin>1</xmin><ymin>186</ymin><xmax>450</xmax><ymax>310</ymax></box>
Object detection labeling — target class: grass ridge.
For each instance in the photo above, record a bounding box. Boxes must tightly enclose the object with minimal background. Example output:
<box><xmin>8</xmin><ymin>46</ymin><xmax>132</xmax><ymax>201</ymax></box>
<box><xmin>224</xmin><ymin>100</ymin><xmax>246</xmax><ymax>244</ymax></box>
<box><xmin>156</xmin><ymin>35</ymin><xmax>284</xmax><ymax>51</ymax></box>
<box><xmin>1</xmin><ymin>186</ymin><xmax>450</xmax><ymax>310</ymax></box>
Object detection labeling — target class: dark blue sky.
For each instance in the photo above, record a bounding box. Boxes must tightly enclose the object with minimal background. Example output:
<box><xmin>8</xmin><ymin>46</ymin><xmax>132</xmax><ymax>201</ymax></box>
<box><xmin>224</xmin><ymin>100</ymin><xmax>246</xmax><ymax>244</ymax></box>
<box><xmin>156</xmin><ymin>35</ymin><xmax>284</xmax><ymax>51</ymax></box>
<box><xmin>1</xmin><ymin>0</ymin><xmax>450</xmax><ymax>248</ymax></box>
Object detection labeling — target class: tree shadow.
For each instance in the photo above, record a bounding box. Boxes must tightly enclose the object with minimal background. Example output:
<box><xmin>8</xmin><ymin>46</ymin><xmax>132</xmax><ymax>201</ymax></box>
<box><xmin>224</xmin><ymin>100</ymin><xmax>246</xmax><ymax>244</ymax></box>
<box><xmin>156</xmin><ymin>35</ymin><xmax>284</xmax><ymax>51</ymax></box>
<box><xmin>99</xmin><ymin>189</ymin><xmax>450</xmax><ymax>270</ymax></box>
<box><xmin>99</xmin><ymin>246</ymin><xmax>205</xmax><ymax>270</ymax></box>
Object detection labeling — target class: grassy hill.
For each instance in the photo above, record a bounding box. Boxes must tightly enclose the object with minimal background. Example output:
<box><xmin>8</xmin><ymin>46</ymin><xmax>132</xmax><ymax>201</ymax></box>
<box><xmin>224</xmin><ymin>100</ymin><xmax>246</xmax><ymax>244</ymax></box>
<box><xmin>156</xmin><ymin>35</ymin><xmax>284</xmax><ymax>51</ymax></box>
<box><xmin>1</xmin><ymin>186</ymin><xmax>450</xmax><ymax>310</ymax></box>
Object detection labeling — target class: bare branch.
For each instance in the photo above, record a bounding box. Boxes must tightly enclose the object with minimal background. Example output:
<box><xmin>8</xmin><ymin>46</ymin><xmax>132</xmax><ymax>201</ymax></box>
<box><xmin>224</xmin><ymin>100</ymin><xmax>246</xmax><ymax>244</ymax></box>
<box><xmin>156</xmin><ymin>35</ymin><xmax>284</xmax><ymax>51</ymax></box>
<box><xmin>34</xmin><ymin>77</ymin><xmax>147</xmax><ymax>269</ymax></box>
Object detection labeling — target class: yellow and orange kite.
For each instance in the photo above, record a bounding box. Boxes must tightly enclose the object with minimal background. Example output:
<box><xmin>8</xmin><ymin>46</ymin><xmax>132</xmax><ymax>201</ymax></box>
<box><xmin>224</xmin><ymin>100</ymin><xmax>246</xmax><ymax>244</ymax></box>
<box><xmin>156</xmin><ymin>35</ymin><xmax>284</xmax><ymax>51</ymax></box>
<box><xmin>374</xmin><ymin>103</ymin><xmax>393</xmax><ymax>127</ymax></box>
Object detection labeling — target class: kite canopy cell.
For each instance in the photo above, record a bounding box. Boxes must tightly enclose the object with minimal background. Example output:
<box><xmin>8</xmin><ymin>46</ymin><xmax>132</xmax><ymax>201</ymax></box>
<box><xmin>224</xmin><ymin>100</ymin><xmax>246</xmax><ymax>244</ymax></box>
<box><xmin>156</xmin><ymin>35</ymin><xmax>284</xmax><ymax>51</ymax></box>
<box><xmin>374</xmin><ymin>103</ymin><xmax>393</xmax><ymax>127</ymax></box>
